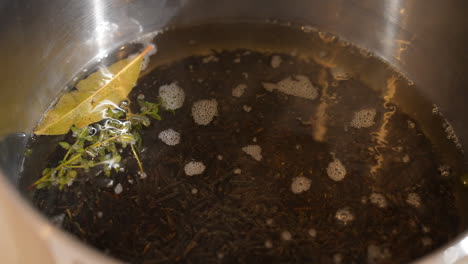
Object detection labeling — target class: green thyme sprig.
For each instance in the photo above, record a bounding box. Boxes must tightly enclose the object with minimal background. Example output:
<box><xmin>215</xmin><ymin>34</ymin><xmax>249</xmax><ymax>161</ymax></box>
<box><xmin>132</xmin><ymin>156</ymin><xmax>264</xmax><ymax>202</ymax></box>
<box><xmin>33</xmin><ymin>99</ymin><xmax>162</xmax><ymax>189</ymax></box>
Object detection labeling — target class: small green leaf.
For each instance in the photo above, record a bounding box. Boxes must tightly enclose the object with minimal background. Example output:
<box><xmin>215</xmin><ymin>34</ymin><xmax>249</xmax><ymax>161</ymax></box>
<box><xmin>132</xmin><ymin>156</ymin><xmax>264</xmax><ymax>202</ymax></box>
<box><xmin>67</xmin><ymin>170</ymin><xmax>77</xmax><ymax>179</ymax></box>
<box><xmin>59</xmin><ymin>142</ymin><xmax>71</xmax><ymax>150</ymax></box>
<box><xmin>70</xmin><ymin>125</ymin><xmax>78</xmax><ymax>133</ymax></box>
<box><xmin>58</xmin><ymin>168</ymin><xmax>66</xmax><ymax>178</ymax></box>
<box><xmin>42</xmin><ymin>168</ymin><xmax>51</xmax><ymax>176</ymax></box>
<box><xmin>105</xmin><ymin>108</ymin><xmax>125</xmax><ymax>119</ymax></box>
<box><xmin>87</xmin><ymin>160</ymin><xmax>95</xmax><ymax>167</ymax></box>
<box><xmin>24</xmin><ymin>148</ymin><xmax>33</xmax><ymax>157</ymax></box>
<box><xmin>69</xmin><ymin>157</ymin><xmax>82</xmax><ymax>165</ymax></box>
<box><xmin>119</xmin><ymin>134</ymin><xmax>135</xmax><ymax>144</ymax></box>
<box><xmin>37</xmin><ymin>181</ymin><xmax>49</xmax><ymax>189</ymax></box>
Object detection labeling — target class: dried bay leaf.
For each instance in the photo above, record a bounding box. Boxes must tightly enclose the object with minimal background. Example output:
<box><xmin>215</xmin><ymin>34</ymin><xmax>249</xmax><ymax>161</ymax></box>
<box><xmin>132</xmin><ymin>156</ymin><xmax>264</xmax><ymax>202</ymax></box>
<box><xmin>34</xmin><ymin>46</ymin><xmax>153</xmax><ymax>135</ymax></box>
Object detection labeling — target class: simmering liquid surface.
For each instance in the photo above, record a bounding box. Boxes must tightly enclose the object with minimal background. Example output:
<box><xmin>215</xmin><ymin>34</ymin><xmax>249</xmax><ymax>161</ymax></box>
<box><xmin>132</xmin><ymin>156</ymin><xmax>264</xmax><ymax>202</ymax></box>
<box><xmin>21</xmin><ymin>23</ymin><xmax>467</xmax><ymax>264</ymax></box>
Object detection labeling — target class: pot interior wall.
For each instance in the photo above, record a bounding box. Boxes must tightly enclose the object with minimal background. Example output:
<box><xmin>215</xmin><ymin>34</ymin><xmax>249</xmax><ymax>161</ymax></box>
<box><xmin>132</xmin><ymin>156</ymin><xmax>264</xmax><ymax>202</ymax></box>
<box><xmin>0</xmin><ymin>0</ymin><xmax>467</xmax><ymax>262</ymax></box>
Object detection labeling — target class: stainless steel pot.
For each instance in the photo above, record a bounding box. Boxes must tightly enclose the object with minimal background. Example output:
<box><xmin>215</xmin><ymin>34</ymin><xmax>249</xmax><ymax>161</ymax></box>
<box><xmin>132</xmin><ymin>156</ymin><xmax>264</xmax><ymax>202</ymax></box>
<box><xmin>0</xmin><ymin>0</ymin><xmax>467</xmax><ymax>263</ymax></box>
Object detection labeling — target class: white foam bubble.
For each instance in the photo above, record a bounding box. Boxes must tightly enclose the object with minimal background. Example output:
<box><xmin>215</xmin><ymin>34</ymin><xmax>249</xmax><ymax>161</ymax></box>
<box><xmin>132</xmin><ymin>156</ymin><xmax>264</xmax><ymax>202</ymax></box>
<box><xmin>327</xmin><ymin>159</ymin><xmax>347</xmax><ymax>181</ymax></box>
<box><xmin>431</xmin><ymin>105</ymin><xmax>463</xmax><ymax>150</ymax></box>
<box><xmin>159</xmin><ymin>82</ymin><xmax>185</xmax><ymax>110</ymax></box>
<box><xmin>271</xmin><ymin>55</ymin><xmax>282</xmax><ymax>68</ymax></box>
<box><xmin>114</xmin><ymin>183</ymin><xmax>123</xmax><ymax>194</ymax></box>
<box><xmin>432</xmin><ymin>104</ymin><xmax>440</xmax><ymax>115</ymax></box>
<box><xmin>233</xmin><ymin>168</ymin><xmax>242</xmax><ymax>174</ymax></box>
<box><xmin>232</xmin><ymin>84</ymin><xmax>247</xmax><ymax>97</ymax></box>
<box><xmin>330</xmin><ymin>66</ymin><xmax>350</xmax><ymax>80</ymax></box>
<box><xmin>262</xmin><ymin>75</ymin><xmax>318</xmax><ymax>100</ymax></box>
<box><xmin>141</xmin><ymin>44</ymin><xmax>157</xmax><ymax>71</ymax></box>
<box><xmin>422</xmin><ymin>237</ymin><xmax>432</xmax><ymax>247</ymax></box>
<box><xmin>158</xmin><ymin>128</ymin><xmax>180</xmax><ymax>146</ymax></box>
<box><xmin>184</xmin><ymin>161</ymin><xmax>206</xmax><ymax>176</ymax></box>
<box><xmin>406</xmin><ymin>192</ymin><xmax>421</xmax><ymax>208</ymax></box>
<box><xmin>242</xmin><ymin>145</ymin><xmax>263</xmax><ymax>161</ymax></box>
<box><xmin>308</xmin><ymin>228</ymin><xmax>317</xmax><ymax>238</ymax></box>
<box><xmin>333</xmin><ymin>253</ymin><xmax>343</xmax><ymax>264</ymax></box>
<box><xmin>335</xmin><ymin>208</ymin><xmax>354</xmax><ymax>224</ymax></box>
<box><xmin>350</xmin><ymin>109</ymin><xmax>376</xmax><ymax>128</ymax></box>
<box><xmin>402</xmin><ymin>154</ymin><xmax>410</xmax><ymax>163</ymax></box>
<box><xmin>442</xmin><ymin>119</ymin><xmax>463</xmax><ymax>150</ymax></box>
<box><xmin>438</xmin><ymin>165</ymin><xmax>451</xmax><ymax>177</ymax></box>
<box><xmin>367</xmin><ymin>244</ymin><xmax>391</xmax><ymax>264</ymax></box>
<box><xmin>130</xmin><ymin>31</ymin><xmax>159</xmax><ymax>71</ymax></box>
<box><xmin>291</xmin><ymin>176</ymin><xmax>312</xmax><ymax>194</ymax></box>
<box><xmin>202</xmin><ymin>55</ymin><xmax>219</xmax><ymax>63</ymax></box>
<box><xmin>369</xmin><ymin>193</ymin><xmax>387</xmax><ymax>208</ymax></box>
<box><xmin>192</xmin><ymin>99</ymin><xmax>218</xmax><ymax>125</ymax></box>
<box><xmin>281</xmin><ymin>230</ymin><xmax>292</xmax><ymax>241</ymax></box>
<box><xmin>243</xmin><ymin>105</ymin><xmax>252</xmax><ymax>112</ymax></box>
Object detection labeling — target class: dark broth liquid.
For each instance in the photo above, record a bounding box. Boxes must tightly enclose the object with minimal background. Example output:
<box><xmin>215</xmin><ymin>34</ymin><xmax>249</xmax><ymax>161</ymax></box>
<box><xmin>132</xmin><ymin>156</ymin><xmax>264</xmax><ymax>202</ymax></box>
<box><xmin>21</xmin><ymin>23</ymin><xmax>467</xmax><ymax>264</ymax></box>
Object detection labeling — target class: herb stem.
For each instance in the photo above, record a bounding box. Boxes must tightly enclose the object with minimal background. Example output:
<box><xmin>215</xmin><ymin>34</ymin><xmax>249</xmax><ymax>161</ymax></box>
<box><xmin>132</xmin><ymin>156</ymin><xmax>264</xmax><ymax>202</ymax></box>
<box><xmin>64</xmin><ymin>128</ymin><xmax>87</xmax><ymax>161</ymax></box>
<box><xmin>31</xmin><ymin>135</ymin><xmax>120</xmax><ymax>187</ymax></box>
<box><xmin>130</xmin><ymin>143</ymin><xmax>145</xmax><ymax>175</ymax></box>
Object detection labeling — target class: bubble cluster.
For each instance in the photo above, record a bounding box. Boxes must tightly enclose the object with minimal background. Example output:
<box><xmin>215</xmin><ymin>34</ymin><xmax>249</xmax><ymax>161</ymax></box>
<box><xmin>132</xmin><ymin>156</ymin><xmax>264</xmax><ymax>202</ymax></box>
<box><xmin>243</xmin><ymin>105</ymin><xmax>252</xmax><ymax>112</ymax></box>
<box><xmin>184</xmin><ymin>161</ymin><xmax>206</xmax><ymax>176</ymax></box>
<box><xmin>159</xmin><ymin>82</ymin><xmax>185</xmax><ymax>110</ymax></box>
<box><xmin>281</xmin><ymin>230</ymin><xmax>292</xmax><ymax>241</ymax></box>
<box><xmin>350</xmin><ymin>108</ymin><xmax>376</xmax><ymax>128</ymax></box>
<box><xmin>367</xmin><ymin>244</ymin><xmax>391</xmax><ymax>264</ymax></box>
<box><xmin>242</xmin><ymin>145</ymin><xmax>263</xmax><ymax>161</ymax></box>
<box><xmin>192</xmin><ymin>99</ymin><xmax>218</xmax><ymax>125</ymax></box>
<box><xmin>406</xmin><ymin>192</ymin><xmax>421</xmax><ymax>208</ymax></box>
<box><xmin>442</xmin><ymin>119</ymin><xmax>463</xmax><ymax>150</ymax></box>
<box><xmin>438</xmin><ymin>165</ymin><xmax>451</xmax><ymax>177</ymax></box>
<box><xmin>402</xmin><ymin>154</ymin><xmax>410</xmax><ymax>163</ymax></box>
<box><xmin>202</xmin><ymin>55</ymin><xmax>219</xmax><ymax>63</ymax></box>
<box><xmin>291</xmin><ymin>176</ymin><xmax>312</xmax><ymax>194</ymax></box>
<box><xmin>369</xmin><ymin>193</ymin><xmax>387</xmax><ymax>208</ymax></box>
<box><xmin>333</xmin><ymin>253</ymin><xmax>343</xmax><ymax>264</ymax></box>
<box><xmin>262</xmin><ymin>75</ymin><xmax>318</xmax><ymax>100</ymax></box>
<box><xmin>330</xmin><ymin>66</ymin><xmax>350</xmax><ymax>80</ymax></box>
<box><xmin>327</xmin><ymin>159</ymin><xmax>347</xmax><ymax>181</ymax></box>
<box><xmin>270</xmin><ymin>55</ymin><xmax>282</xmax><ymax>68</ymax></box>
<box><xmin>158</xmin><ymin>128</ymin><xmax>180</xmax><ymax>146</ymax></box>
<box><xmin>422</xmin><ymin>237</ymin><xmax>432</xmax><ymax>247</ymax></box>
<box><xmin>232</xmin><ymin>84</ymin><xmax>247</xmax><ymax>97</ymax></box>
<box><xmin>335</xmin><ymin>208</ymin><xmax>354</xmax><ymax>224</ymax></box>
<box><xmin>308</xmin><ymin>228</ymin><xmax>317</xmax><ymax>238</ymax></box>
